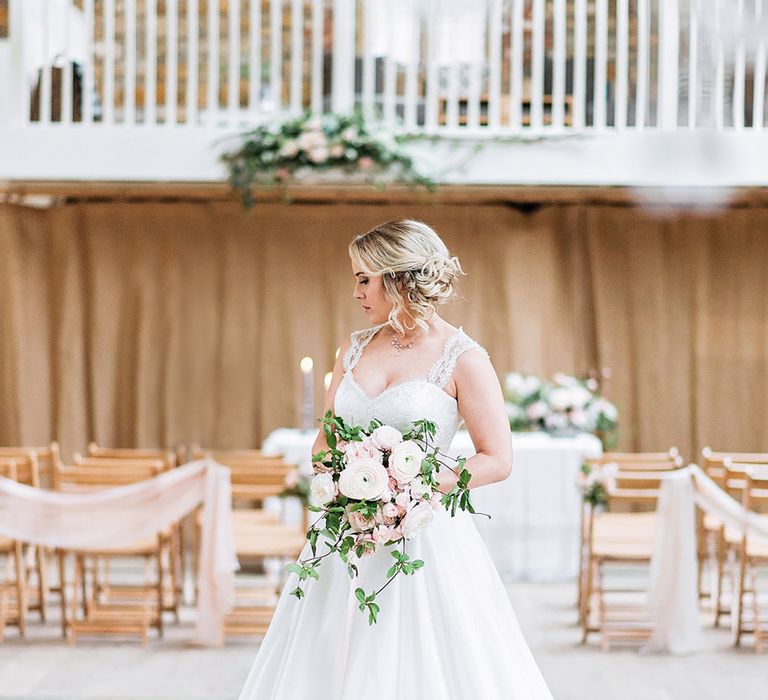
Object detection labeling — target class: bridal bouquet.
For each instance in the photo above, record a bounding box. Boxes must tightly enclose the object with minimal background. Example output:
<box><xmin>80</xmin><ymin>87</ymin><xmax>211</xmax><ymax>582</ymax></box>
<box><xmin>286</xmin><ymin>410</ymin><xmax>484</xmax><ymax>624</ymax></box>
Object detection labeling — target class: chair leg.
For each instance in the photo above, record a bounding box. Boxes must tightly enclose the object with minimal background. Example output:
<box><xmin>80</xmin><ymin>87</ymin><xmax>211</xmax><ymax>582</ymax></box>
<box><xmin>14</xmin><ymin>542</ymin><xmax>26</xmax><ymax>637</ymax></box>
<box><xmin>734</xmin><ymin>552</ymin><xmax>748</xmax><ymax>647</ymax></box>
<box><xmin>580</xmin><ymin>557</ymin><xmax>594</xmax><ymax>644</ymax></box>
<box><xmin>57</xmin><ymin>550</ymin><xmax>68</xmax><ymax>639</ymax></box>
<box><xmin>156</xmin><ymin>546</ymin><xmax>165</xmax><ymax>638</ymax></box>
<box><xmin>35</xmin><ymin>546</ymin><xmax>48</xmax><ymax>622</ymax></box>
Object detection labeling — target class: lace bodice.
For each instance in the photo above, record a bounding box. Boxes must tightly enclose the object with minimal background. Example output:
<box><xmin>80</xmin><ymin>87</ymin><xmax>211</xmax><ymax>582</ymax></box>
<box><xmin>334</xmin><ymin>322</ymin><xmax>489</xmax><ymax>450</ymax></box>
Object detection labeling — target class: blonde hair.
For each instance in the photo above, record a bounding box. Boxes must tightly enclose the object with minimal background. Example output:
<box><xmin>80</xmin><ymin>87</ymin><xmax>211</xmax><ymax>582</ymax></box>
<box><xmin>348</xmin><ymin>219</ymin><xmax>465</xmax><ymax>335</ymax></box>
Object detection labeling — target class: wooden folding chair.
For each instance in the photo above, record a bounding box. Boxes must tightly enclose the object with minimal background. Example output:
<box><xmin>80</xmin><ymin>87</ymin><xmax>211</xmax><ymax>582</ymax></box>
<box><xmin>580</xmin><ymin>450</ymin><xmax>683</xmax><ymax>649</ymax></box>
<box><xmin>0</xmin><ymin>457</ymin><xmax>37</xmax><ymax>639</ymax></box>
<box><xmin>722</xmin><ymin>461</ymin><xmax>768</xmax><ymax>651</ymax></box>
<box><xmin>192</xmin><ymin>454</ymin><xmax>307</xmax><ymax>636</ymax></box>
<box><xmin>699</xmin><ymin>449</ymin><xmax>768</xmax><ymax>628</ymax></box>
<box><xmin>53</xmin><ymin>458</ymin><xmax>170</xmax><ymax>644</ymax></box>
<box><xmin>0</xmin><ymin>442</ymin><xmax>59</xmax><ymax>489</ymax></box>
<box><xmin>577</xmin><ymin>449</ymin><xmax>680</xmax><ymax>627</ymax></box>
<box><xmin>76</xmin><ymin>451</ymin><xmax>184</xmax><ymax>621</ymax></box>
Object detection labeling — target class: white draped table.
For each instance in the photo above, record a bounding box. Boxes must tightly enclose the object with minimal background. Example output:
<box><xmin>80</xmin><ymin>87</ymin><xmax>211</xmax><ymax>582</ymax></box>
<box><xmin>262</xmin><ymin>428</ymin><xmax>602</xmax><ymax>582</ymax></box>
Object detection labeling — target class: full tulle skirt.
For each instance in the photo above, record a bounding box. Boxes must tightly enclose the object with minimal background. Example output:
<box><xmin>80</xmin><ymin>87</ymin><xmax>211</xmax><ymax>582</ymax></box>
<box><xmin>238</xmin><ymin>508</ymin><xmax>554</xmax><ymax>700</ymax></box>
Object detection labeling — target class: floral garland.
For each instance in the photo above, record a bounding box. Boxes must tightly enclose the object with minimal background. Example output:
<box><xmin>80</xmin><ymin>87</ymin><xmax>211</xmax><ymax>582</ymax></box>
<box><xmin>502</xmin><ymin>371</ymin><xmax>619</xmax><ymax>448</ymax></box>
<box><xmin>221</xmin><ymin>111</ymin><xmax>435</xmax><ymax>208</ymax></box>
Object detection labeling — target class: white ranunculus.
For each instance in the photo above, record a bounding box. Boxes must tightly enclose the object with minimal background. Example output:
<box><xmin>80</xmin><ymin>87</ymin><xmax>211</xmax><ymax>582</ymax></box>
<box><xmin>371</xmin><ymin>425</ymin><xmax>403</xmax><ymax>451</ymax></box>
<box><xmin>590</xmin><ymin>397</ymin><xmax>618</xmax><ymax>422</ymax></box>
<box><xmin>410</xmin><ymin>476</ymin><xmax>431</xmax><ymax>500</ymax></box>
<box><xmin>308</xmin><ymin>146</ymin><xmax>329</xmax><ymax>164</ymax></box>
<box><xmin>310</xmin><ymin>473</ymin><xmax>336</xmax><ymax>505</ymax></box>
<box><xmin>338</xmin><ymin>458</ymin><xmax>389</xmax><ymax>501</ymax></box>
<box><xmin>401</xmin><ymin>501</ymin><xmax>434</xmax><ymax>540</ymax></box>
<box><xmin>279</xmin><ymin>139</ymin><xmax>299</xmax><ymax>158</ymax></box>
<box><xmin>388</xmin><ymin>440</ymin><xmax>424</xmax><ymax>484</ymax></box>
<box><xmin>504</xmin><ymin>372</ymin><xmax>541</xmax><ymax>400</ymax></box>
<box><xmin>526</xmin><ymin>400</ymin><xmax>549</xmax><ymax>421</ymax></box>
<box><xmin>297</xmin><ymin>129</ymin><xmax>327</xmax><ymax>152</ymax></box>
<box><xmin>506</xmin><ymin>403</ymin><xmax>525</xmax><ymax>421</ymax></box>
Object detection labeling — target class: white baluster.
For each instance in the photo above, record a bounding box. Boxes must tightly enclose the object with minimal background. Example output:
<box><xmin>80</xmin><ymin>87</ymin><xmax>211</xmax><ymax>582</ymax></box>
<box><xmin>510</xmin><ymin>0</ymin><xmax>524</xmax><ymax>130</ymax></box>
<box><xmin>425</xmin><ymin>0</ymin><xmax>439</xmax><ymax>131</ymax></box>
<box><xmin>688</xmin><ymin>0</ymin><xmax>698</xmax><ymax>129</ymax></box>
<box><xmin>714</xmin><ymin>0</ymin><xmax>724</xmax><ymax>130</ymax></box>
<box><xmin>658</xmin><ymin>0</ymin><xmax>680</xmax><ymax>130</ymax></box>
<box><xmin>59</xmin><ymin>0</ymin><xmax>73</xmax><ymax>124</ymax></box>
<box><xmin>487</xmin><ymin>0</ymin><xmax>502</xmax><ymax>130</ymax></box>
<box><xmin>552</xmin><ymin>0</ymin><xmax>566</xmax><ymax>129</ymax></box>
<box><xmin>733</xmin><ymin>0</ymin><xmax>745</xmax><ymax>130</ymax></box>
<box><xmin>83</xmin><ymin>0</ymin><xmax>95</xmax><ymax>124</ymax></box>
<box><xmin>228</xmin><ymin>0</ymin><xmax>240</xmax><ymax>125</ymax></box>
<box><xmin>125</xmin><ymin>0</ymin><xmax>136</xmax><ymax>125</ymax></box>
<box><xmin>166</xmin><ymin>0</ymin><xmax>178</xmax><ymax>126</ymax></box>
<box><xmin>636</xmin><ymin>0</ymin><xmax>649</xmax><ymax>129</ymax></box>
<box><xmin>573</xmin><ymin>0</ymin><xmax>586</xmax><ymax>128</ymax></box>
<box><xmin>615</xmin><ymin>0</ymin><xmax>629</xmax><ymax>130</ymax></box>
<box><xmin>754</xmin><ymin>0</ymin><xmax>766</xmax><ymax>129</ymax></box>
<box><xmin>531</xmin><ymin>0</ymin><xmax>544</xmax><ymax>129</ymax></box>
<box><xmin>362</xmin><ymin>0</ymin><xmax>375</xmax><ymax>120</ymax></box>
<box><xmin>594</xmin><ymin>0</ymin><xmax>608</xmax><ymax>129</ymax></box>
<box><xmin>147</xmin><ymin>0</ymin><xmax>158</xmax><ymax>125</ymax></box>
<box><xmin>187</xmin><ymin>0</ymin><xmax>199</xmax><ymax>126</ymax></box>
<box><xmin>311</xmin><ymin>0</ymin><xmax>323</xmax><ymax>114</ymax></box>
<box><xmin>332</xmin><ymin>0</ymin><xmax>355</xmax><ymax>113</ymax></box>
<box><xmin>103</xmin><ymin>0</ymin><xmax>115</xmax><ymax>124</ymax></box>
<box><xmin>271</xmin><ymin>0</ymin><xmax>284</xmax><ymax>113</ymax></box>
<box><xmin>290</xmin><ymin>0</ymin><xmax>303</xmax><ymax>114</ymax></box>
<box><xmin>207</xmin><ymin>0</ymin><xmax>220</xmax><ymax>121</ymax></box>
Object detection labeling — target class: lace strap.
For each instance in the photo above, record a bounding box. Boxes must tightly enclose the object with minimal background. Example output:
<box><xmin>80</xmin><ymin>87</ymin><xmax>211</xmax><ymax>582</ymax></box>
<box><xmin>427</xmin><ymin>328</ymin><xmax>489</xmax><ymax>389</ymax></box>
<box><xmin>343</xmin><ymin>323</ymin><xmax>387</xmax><ymax>371</ymax></box>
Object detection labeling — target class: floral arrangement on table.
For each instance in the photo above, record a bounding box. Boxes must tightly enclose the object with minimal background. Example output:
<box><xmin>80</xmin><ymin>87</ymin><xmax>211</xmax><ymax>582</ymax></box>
<box><xmin>502</xmin><ymin>371</ymin><xmax>619</xmax><ymax>447</ymax></box>
<box><xmin>285</xmin><ymin>410</ymin><xmax>486</xmax><ymax>624</ymax></box>
<box><xmin>221</xmin><ymin>110</ymin><xmax>435</xmax><ymax>208</ymax></box>
<box><xmin>576</xmin><ymin>461</ymin><xmax>619</xmax><ymax>508</ymax></box>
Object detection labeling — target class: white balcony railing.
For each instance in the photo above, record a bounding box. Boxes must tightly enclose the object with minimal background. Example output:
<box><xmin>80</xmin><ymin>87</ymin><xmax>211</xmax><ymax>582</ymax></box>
<box><xmin>1</xmin><ymin>0</ymin><xmax>767</xmax><ymax>185</ymax></box>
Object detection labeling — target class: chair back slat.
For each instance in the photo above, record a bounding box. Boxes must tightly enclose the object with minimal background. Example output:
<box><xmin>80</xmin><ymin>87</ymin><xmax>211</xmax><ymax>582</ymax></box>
<box><xmin>86</xmin><ymin>442</ymin><xmax>178</xmax><ymax>469</ymax></box>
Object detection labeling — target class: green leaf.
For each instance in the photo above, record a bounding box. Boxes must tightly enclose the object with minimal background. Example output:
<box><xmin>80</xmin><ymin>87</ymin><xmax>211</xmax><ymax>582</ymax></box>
<box><xmin>386</xmin><ymin>565</ymin><xmax>398</xmax><ymax>578</ymax></box>
<box><xmin>285</xmin><ymin>563</ymin><xmax>303</xmax><ymax>575</ymax></box>
<box><xmin>306</xmin><ymin>566</ymin><xmax>320</xmax><ymax>580</ymax></box>
<box><xmin>355</xmin><ymin>588</ymin><xmax>366</xmax><ymax>604</ymax></box>
<box><xmin>290</xmin><ymin>586</ymin><xmax>304</xmax><ymax>599</ymax></box>
<box><xmin>412</xmin><ymin>559</ymin><xmax>424</xmax><ymax>569</ymax></box>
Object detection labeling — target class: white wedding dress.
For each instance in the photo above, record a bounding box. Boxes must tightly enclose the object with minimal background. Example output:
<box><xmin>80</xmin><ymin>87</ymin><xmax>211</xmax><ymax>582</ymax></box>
<box><xmin>238</xmin><ymin>323</ymin><xmax>553</xmax><ymax>700</ymax></box>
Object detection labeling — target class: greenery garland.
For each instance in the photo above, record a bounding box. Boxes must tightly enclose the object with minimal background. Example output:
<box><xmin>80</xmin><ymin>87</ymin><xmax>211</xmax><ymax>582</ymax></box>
<box><xmin>221</xmin><ymin>110</ymin><xmax>436</xmax><ymax>208</ymax></box>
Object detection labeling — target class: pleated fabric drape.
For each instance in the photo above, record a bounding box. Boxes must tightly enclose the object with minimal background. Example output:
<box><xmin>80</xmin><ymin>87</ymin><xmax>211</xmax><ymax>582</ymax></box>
<box><xmin>1</xmin><ymin>199</ymin><xmax>766</xmax><ymax>461</ymax></box>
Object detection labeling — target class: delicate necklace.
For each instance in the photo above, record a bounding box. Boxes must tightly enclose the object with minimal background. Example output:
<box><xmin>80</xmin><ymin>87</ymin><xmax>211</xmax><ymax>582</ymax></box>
<box><xmin>390</xmin><ymin>329</ymin><xmax>418</xmax><ymax>357</ymax></box>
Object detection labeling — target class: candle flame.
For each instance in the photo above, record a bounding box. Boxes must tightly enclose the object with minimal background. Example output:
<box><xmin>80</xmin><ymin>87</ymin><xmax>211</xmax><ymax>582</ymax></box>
<box><xmin>300</xmin><ymin>357</ymin><xmax>314</xmax><ymax>372</ymax></box>
<box><xmin>324</xmin><ymin>372</ymin><xmax>333</xmax><ymax>389</ymax></box>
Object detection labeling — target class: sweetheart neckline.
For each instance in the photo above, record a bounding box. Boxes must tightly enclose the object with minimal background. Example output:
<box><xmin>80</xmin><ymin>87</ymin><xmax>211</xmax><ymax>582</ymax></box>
<box><xmin>342</xmin><ymin>370</ymin><xmax>458</xmax><ymax>405</ymax></box>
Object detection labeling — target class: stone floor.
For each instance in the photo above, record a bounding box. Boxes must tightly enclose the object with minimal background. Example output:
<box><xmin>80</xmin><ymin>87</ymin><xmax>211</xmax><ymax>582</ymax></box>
<box><xmin>0</xmin><ymin>577</ymin><xmax>764</xmax><ymax>700</ymax></box>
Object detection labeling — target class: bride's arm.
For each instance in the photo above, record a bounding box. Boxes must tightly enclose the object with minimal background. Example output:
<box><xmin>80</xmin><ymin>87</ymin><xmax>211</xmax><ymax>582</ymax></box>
<box><xmin>436</xmin><ymin>348</ymin><xmax>513</xmax><ymax>493</ymax></box>
<box><xmin>311</xmin><ymin>336</ymin><xmax>352</xmax><ymax>457</ymax></box>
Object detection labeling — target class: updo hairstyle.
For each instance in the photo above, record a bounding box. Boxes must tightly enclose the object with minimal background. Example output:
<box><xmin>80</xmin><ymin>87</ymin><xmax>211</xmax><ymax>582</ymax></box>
<box><xmin>348</xmin><ymin>219</ymin><xmax>465</xmax><ymax>335</ymax></box>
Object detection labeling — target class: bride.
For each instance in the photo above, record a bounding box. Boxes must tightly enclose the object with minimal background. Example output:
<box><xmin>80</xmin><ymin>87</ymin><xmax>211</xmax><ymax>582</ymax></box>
<box><xmin>238</xmin><ymin>219</ymin><xmax>553</xmax><ymax>699</ymax></box>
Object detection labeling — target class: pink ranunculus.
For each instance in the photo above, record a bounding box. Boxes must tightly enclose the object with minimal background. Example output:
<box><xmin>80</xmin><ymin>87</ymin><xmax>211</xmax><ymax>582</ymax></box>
<box><xmin>355</xmin><ymin>533</ymin><xmax>378</xmax><ymax>557</ymax></box>
<box><xmin>346</xmin><ymin>505</ymin><xmax>374</xmax><ymax>533</ymax></box>
<box><xmin>388</xmin><ymin>476</ymin><xmax>399</xmax><ymax>491</ymax></box>
<box><xmin>394</xmin><ymin>490</ymin><xmax>411</xmax><ymax>510</ymax></box>
<box><xmin>430</xmin><ymin>492</ymin><xmax>444</xmax><ymax>511</ymax></box>
<box><xmin>372</xmin><ymin>524</ymin><xmax>393</xmax><ymax>545</ymax></box>
<box><xmin>358</xmin><ymin>156</ymin><xmax>374</xmax><ymax>170</ymax></box>
<box><xmin>344</xmin><ymin>440</ymin><xmax>383</xmax><ymax>464</ymax></box>
<box><xmin>381</xmin><ymin>502</ymin><xmax>399</xmax><ymax>520</ymax></box>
